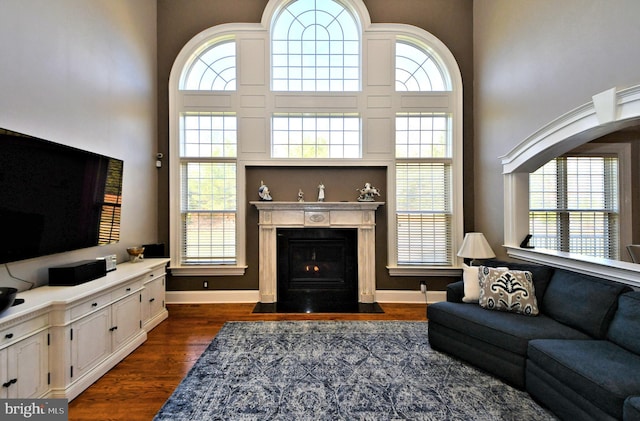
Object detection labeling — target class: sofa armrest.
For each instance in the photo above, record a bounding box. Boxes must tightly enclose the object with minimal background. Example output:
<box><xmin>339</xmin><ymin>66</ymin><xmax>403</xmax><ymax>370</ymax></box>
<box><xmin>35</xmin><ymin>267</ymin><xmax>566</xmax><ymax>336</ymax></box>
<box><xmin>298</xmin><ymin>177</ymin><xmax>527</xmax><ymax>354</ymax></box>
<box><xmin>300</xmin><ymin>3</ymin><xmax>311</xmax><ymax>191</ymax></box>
<box><xmin>446</xmin><ymin>280</ymin><xmax>465</xmax><ymax>303</ymax></box>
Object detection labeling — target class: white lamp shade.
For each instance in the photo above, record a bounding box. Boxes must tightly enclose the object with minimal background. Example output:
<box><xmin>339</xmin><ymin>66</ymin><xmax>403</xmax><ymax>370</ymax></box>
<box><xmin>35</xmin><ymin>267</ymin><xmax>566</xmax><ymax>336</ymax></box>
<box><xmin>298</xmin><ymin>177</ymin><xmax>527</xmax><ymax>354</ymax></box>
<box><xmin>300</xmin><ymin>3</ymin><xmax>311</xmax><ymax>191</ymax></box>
<box><xmin>457</xmin><ymin>232</ymin><xmax>496</xmax><ymax>259</ymax></box>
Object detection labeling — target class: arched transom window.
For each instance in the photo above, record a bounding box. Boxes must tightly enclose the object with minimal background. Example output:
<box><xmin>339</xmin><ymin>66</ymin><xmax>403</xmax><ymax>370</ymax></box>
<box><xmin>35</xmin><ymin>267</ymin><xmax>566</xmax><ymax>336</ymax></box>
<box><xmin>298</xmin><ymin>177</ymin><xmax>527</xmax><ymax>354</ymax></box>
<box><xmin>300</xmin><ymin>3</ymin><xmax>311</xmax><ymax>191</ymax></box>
<box><xmin>181</xmin><ymin>40</ymin><xmax>236</xmax><ymax>91</ymax></box>
<box><xmin>395</xmin><ymin>40</ymin><xmax>449</xmax><ymax>91</ymax></box>
<box><xmin>271</xmin><ymin>0</ymin><xmax>360</xmax><ymax>91</ymax></box>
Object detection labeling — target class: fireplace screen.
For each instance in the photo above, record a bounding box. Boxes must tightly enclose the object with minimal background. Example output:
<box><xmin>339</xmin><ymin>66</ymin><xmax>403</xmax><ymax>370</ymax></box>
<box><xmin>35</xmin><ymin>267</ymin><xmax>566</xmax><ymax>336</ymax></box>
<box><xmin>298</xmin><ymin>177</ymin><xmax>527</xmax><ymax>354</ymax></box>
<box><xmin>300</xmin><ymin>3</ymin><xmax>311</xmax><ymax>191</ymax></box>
<box><xmin>277</xmin><ymin>228</ymin><xmax>358</xmax><ymax>312</ymax></box>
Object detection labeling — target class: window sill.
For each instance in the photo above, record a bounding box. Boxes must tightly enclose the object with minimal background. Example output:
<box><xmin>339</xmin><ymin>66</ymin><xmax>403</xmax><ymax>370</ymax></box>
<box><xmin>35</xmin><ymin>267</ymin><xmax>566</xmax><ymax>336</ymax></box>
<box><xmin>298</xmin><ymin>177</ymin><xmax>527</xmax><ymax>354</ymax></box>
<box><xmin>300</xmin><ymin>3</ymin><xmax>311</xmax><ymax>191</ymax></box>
<box><xmin>387</xmin><ymin>266</ymin><xmax>462</xmax><ymax>277</ymax></box>
<box><xmin>168</xmin><ymin>265</ymin><xmax>247</xmax><ymax>277</ymax></box>
<box><xmin>505</xmin><ymin>246</ymin><xmax>640</xmax><ymax>288</ymax></box>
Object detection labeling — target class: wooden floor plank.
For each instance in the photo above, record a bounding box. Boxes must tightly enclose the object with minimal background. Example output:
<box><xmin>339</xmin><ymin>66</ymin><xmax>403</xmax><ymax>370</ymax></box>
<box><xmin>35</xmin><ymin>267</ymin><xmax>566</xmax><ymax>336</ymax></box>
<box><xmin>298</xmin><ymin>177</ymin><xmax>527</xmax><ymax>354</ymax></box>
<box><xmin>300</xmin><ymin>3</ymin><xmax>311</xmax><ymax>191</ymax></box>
<box><xmin>68</xmin><ymin>303</ymin><xmax>427</xmax><ymax>421</ymax></box>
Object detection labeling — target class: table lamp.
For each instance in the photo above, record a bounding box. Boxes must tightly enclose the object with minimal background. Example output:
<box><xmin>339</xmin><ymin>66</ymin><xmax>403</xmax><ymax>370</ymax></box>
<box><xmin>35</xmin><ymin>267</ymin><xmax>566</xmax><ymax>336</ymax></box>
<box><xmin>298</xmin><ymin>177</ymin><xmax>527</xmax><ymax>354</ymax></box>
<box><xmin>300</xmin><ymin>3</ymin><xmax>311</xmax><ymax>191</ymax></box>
<box><xmin>457</xmin><ymin>232</ymin><xmax>496</xmax><ymax>266</ymax></box>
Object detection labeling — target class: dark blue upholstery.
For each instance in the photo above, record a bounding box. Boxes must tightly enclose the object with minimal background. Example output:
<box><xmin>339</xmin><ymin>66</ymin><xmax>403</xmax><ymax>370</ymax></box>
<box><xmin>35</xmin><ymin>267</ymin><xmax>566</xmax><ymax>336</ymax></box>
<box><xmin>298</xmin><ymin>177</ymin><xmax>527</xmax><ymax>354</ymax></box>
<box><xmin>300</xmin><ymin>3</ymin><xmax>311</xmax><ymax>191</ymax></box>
<box><xmin>427</xmin><ymin>300</ymin><xmax>591</xmax><ymax>388</ymax></box>
<box><xmin>429</xmin><ymin>260</ymin><xmax>638</xmax><ymax>420</ymax></box>
<box><xmin>527</xmin><ymin>339</ymin><xmax>640</xmax><ymax>419</ymax></box>
<box><xmin>446</xmin><ymin>279</ymin><xmax>464</xmax><ymax>303</ymax></box>
<box><xmin>625</xmin><ymin>396</ymin><xmax>640</xmax><ymax>421</ymax></box>
<box><xmin>608</xmin><ymin>291</ymin><xmax>640</xmax><ymax>355</ymax></box>
<box><xmin>428</xmin><ymin>302</ymin><xmax>590</xmax><ymax>356</ymax></box>
<box><xmin>541</xmin><ymin>269</ymin><xmax>632</xmax><ymax>339</ymax></box>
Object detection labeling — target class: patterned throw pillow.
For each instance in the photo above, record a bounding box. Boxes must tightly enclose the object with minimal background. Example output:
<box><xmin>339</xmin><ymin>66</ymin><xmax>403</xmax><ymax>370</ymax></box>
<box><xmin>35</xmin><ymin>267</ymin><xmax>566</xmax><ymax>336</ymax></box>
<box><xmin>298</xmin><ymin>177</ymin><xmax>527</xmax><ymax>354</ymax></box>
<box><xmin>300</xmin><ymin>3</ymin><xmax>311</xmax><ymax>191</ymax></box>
<box><xmin>478</xmin><ymin>266</ymin><xmax>539</xmax><ymax>316</ymax></box>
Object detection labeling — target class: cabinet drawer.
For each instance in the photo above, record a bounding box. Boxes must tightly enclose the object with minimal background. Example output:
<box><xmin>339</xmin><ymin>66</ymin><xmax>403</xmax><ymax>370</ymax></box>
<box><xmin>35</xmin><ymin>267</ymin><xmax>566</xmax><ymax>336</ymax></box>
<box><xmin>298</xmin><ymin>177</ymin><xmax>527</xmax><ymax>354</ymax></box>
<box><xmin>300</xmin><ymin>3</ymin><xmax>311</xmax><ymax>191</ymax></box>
<box><xmin>70</xmin><ymin>292</ymin><xmax>112</xmax><ymax>320</ymax></box>
<box><xmin>111</xmin><ymin>279</ymin><xmax>143</xmax><ymax>302</ymax></box>
<box><xmin>144</xmin><ymin>266</ymin><xmax>166</xmax><ymax>284</ymax></box>
<box><xmin>0</xmin><ymin>313</ymin><xmax>49</xmax><ymax>347</ymax></box>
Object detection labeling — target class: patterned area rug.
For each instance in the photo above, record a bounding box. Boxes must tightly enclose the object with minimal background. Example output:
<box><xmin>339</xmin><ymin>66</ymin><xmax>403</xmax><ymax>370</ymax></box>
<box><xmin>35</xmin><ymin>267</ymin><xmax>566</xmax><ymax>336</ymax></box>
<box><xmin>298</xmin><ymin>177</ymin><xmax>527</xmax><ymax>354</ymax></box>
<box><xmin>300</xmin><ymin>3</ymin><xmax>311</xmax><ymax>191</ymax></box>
<box><xmin>154</xmin><ymin>321</ymin><xmax>556</xmax><ymax>420</ymax></box>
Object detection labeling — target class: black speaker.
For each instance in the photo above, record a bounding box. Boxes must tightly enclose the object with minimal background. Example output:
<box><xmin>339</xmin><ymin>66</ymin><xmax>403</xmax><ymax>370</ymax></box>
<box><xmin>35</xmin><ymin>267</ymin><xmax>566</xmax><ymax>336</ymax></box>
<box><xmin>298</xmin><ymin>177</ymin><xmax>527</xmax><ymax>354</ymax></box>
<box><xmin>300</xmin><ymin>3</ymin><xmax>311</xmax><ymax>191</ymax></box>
<box><xmin>49</xmin><ymin>260</ymin><xmax>107</xmax><ymax>286</ymax></box>
<box><xmin>142</xmin><ymin>243</ymin><xmax>166</xmax><ymax>258</ymax></box>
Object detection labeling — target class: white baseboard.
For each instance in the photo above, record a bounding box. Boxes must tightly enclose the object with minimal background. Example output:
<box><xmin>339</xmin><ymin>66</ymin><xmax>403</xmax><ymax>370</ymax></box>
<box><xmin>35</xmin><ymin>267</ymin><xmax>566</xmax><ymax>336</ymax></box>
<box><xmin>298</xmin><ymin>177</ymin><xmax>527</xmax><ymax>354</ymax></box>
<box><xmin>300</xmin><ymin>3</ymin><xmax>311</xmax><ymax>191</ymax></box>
<box><xmin>166</xmin><ymin>290</ymin><xmax>445</xmax><ymax>304</ymax></box>
<box><xmin>375</xmin><ymin>290</ymin><xmax>446</xmax><ymax>304</ymax></box>
<box><xmin>166</xmin><ymin>290</ymin><xmax>260</xmax><ymax>304</ymax></box>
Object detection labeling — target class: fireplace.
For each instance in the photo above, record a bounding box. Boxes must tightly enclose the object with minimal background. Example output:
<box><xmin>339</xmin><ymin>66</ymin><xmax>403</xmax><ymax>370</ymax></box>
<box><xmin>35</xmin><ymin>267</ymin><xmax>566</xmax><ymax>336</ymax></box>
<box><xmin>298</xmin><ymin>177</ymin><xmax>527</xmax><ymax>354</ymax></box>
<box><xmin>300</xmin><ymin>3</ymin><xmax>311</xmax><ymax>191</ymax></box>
<box><xmin>251</xmin><ymin>201</ymin><xmax>384</xmax><ymax>307</ymax></box>
<box><xmin>277</xmin><ymin>228</ymin><xmax>358</xmax><ymax>312</ymax></box>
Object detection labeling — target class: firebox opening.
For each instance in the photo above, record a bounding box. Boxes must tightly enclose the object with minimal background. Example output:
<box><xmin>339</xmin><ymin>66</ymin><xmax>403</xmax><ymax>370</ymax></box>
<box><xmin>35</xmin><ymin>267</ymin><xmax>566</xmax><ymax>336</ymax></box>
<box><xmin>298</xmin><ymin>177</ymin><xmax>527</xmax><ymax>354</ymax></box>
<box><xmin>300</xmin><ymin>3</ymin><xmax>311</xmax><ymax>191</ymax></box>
<box><xmin>276</xmin><ymin>228</ymin><xmax>358</xmax><ymax>312</ymax></box>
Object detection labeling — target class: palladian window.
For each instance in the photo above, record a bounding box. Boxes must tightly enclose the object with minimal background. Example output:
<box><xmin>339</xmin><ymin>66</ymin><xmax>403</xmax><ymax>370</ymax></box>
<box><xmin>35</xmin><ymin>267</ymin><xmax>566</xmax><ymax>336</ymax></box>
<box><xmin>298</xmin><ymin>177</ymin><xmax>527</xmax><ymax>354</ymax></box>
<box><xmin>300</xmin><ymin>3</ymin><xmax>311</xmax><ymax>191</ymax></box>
<box><xmin>169</xmin><ymin>0</ymin><xmax>463</xmax><ymax>274</ymax></box>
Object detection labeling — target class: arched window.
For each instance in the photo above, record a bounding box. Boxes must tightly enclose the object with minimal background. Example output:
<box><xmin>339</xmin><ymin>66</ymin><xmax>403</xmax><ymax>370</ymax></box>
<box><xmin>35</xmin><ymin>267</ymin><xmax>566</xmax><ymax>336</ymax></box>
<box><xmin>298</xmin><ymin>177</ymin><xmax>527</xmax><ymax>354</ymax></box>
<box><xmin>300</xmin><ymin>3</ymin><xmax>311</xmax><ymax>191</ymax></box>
<box><xmin>271</xmin><ymin>0</ymin><xmax>360</xmax><ymax>92</ymax></box>
<box><xmin>395</xmin><ymin>41</ymin><xmax>449</xmax><ymax>91</ymax></box>
<box><xmin>394</xmin><ymin>41</ymin><xmax>456</xmax><ymax>265</ymax></box>
<box><xmin>181</xmin><ymin>40</ymin><xmax>236</xmax><ymax>91</ymax></box>
<box><xmin>168</xmin><ymin>0</ymin><xmax>463</xmax><ymax>275</ymax></box>
<box><xmin>176</xmin><ymin>40</ymin><xmax>239</xmax><ymax>266</ymax></box>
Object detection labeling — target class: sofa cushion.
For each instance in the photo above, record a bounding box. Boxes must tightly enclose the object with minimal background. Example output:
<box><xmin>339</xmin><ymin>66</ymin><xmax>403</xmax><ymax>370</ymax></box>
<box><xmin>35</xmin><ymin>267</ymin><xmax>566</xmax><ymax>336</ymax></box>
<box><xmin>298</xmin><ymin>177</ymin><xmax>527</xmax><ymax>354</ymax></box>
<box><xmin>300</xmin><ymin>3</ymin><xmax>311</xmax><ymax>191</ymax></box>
<box><xmin>478</xmin><ymin>266</ymin><xmax>539</xmax><ymax>316</ymax></box>
<box><xmin>624</xmin><ymin>396</ymin><xmax>640</xmax><ymax>421</ymax></box>
<box><xmin>481</xmin><ymin>259</ymin><xmax>554</xmax><ymax>304</ymax></box>
<box><xmin>528</xmin><ymin>339</ymin><xmax>640</xmax><ymax>419</ymax></box>
<box><xmin>427</xmin><ymin>301</ymin><xmax>591</xmax><ymax>357</ymax></box>
<box><xmin>607</xmin><ymin>291</ymin><xmax>640</xmax><ymax>355</ymax></box>
<box><xmin>541</xmin><ymin>269</ymin><xmax>632</xmax><ymax>339</ymax></box>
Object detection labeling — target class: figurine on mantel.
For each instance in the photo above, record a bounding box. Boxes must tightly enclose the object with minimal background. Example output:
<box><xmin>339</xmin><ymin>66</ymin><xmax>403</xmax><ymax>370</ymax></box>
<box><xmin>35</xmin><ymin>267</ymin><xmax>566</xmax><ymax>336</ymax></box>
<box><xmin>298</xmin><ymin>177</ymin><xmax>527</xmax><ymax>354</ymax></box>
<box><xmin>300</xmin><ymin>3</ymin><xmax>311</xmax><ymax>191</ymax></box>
<box><xmin>357</xmin><ymin>182</ymin><xmax>380</xmax><ymax>202</ymax></box>
<box><xmin>258</xmin><ymin>180</ymin><xmax>272</xmax><ymax>201</ymax></box>
<box><xmin>317</xmin><ymin>183</ymin><xmax>325</xmax><ymax>202</ymax></box>
<box><xmin>297</xmin><ymin>189</ymin><xmax>305</xmax><ymax>202</ymax></box>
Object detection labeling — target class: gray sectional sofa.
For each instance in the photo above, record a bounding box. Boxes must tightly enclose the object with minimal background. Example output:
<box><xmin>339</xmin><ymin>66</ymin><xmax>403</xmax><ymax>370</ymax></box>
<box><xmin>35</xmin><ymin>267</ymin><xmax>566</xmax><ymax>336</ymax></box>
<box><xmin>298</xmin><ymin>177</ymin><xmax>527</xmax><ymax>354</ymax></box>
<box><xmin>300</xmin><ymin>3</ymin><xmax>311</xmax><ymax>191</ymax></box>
<box><xmin>427</xmin><ymin>259</ymin><xmax>640</xmax><ymax>420</ymax></box>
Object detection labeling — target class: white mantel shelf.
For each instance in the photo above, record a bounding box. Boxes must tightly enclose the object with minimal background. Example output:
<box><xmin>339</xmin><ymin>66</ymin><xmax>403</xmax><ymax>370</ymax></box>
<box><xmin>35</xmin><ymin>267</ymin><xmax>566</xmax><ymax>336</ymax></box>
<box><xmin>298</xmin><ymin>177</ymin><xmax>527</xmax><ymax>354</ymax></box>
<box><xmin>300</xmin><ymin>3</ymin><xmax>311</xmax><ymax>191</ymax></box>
<box><xmin>250</xmin><ymin>201</ymin><xmax>384</xmax><ymax>304</ymax></box>
<box><xmin>251</xmin><ymin>201</ymin><xmax>384</xmax><ymax>212</ymax></box>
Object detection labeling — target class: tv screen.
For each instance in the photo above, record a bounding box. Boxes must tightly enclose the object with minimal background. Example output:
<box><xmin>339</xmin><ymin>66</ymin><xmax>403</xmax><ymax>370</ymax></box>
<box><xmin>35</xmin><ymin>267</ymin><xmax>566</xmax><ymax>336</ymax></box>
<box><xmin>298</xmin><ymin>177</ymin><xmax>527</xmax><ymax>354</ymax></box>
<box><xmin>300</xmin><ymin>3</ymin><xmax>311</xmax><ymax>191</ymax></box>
<box><xmin>0</xmin><ymin>128</ymin><xmax>123</xmax><ymax>264</ymax></box>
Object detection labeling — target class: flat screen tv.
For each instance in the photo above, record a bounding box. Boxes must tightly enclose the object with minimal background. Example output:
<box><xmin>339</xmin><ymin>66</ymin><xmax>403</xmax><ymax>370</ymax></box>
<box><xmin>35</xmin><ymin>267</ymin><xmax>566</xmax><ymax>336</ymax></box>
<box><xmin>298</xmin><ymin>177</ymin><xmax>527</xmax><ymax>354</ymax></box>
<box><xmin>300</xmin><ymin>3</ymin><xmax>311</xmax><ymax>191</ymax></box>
<box><xmin>0</xmin><ymin>127</ymin><xmax>123</xmax><ymax>264</ymax></box>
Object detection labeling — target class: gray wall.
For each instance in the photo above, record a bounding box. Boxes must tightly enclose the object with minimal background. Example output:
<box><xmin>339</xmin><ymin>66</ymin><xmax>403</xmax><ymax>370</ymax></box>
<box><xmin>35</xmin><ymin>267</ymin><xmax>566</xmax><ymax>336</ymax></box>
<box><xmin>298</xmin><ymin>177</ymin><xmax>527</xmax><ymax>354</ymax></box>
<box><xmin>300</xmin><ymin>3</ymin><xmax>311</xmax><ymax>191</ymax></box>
<box><xmin>474</xmin><ymin>0</ymin><xmax>640</xmax><ymax>257</ymax></box>
<box><xmin>0</xmin><ymin>0</ymin><xmax>159</xmax><ymax>289</ymax></box>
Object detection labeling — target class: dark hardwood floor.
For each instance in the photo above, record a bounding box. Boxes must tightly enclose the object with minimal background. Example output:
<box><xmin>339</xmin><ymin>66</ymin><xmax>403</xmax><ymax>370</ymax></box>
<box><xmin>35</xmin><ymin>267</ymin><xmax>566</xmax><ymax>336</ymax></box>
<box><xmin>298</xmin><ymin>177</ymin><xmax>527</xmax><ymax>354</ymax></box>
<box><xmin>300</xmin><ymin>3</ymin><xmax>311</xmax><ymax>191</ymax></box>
<box><xmin>68</xmin><ymin>303</ymin><xmax>427</xmax><ymax>421</ymax></box>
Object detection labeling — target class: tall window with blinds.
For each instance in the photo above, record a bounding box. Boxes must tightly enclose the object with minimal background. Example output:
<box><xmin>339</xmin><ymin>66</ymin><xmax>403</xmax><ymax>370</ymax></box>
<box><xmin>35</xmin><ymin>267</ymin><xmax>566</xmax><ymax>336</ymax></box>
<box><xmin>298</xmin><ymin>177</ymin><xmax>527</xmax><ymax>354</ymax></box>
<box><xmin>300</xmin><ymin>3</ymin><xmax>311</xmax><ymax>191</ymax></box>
<box><xmin>529</xmin><ymin>155</ymin><xmax>619</xmax><ymax>259</ymax></box>
<box><xmin>180</xmin><ymin>112</ymin><xmax>237</xmax><ymax>264</ymax></box>
<box><xmin>396</xmin><ymin>113</ymin><xmax>453</xmax><ymax>265</ymax></box>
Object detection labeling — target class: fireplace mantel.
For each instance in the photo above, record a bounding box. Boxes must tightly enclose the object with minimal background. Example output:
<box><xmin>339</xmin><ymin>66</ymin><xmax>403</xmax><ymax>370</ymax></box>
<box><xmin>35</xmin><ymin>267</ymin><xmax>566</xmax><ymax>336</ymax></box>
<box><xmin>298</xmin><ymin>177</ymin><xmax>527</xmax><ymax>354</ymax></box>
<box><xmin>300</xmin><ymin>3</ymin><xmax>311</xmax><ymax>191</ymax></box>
<box><xmin>251</xmin><ymin>201</ymin><xmax>384</xmax><ymax>304</ymax></box>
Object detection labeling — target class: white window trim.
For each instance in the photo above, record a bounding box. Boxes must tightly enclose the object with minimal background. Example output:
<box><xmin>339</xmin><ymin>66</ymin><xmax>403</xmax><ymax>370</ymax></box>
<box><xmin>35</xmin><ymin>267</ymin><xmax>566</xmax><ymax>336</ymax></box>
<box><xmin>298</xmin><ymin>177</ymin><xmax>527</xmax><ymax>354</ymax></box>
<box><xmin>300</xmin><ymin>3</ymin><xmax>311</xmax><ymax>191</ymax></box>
<box><xmin>168</xmin><ymin>1</ymin><xmax>464</xmax><ymax>276</ymax></box>
<box><xmin>501</xmin><ymin>85</ymin><xmax>640</xmax><ymax>288</ymax></box>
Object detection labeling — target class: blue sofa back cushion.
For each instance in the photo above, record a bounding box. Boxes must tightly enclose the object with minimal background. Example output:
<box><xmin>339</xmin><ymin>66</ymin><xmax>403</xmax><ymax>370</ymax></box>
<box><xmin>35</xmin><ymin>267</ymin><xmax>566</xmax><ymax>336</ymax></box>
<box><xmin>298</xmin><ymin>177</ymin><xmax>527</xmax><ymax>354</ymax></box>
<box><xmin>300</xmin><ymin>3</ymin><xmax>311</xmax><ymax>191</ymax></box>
<box><xmin>541</xmin><ymin>269</ymin><xmax>632</xmax><ymax>339</ymax></box>
<box><xmin>607</xmin><ymin>291</ymin><xmax>640</xmax><ymax>355</ymax></box>
<box><xmin>482</xmin><ymin>259</ymin><xmax>553</xmax><ymax>304</ymax></box>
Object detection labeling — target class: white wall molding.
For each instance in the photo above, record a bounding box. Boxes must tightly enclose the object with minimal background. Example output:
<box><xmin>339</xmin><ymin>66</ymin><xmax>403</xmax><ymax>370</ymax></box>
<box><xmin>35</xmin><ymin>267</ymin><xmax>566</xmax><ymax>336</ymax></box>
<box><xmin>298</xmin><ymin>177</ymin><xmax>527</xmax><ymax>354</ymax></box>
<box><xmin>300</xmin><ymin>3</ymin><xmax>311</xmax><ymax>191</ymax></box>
<box><xmin>166</xmin><ymin>290</ymin><xmax>260</xmax><ymax>304</ymax></box>
<box><xmin>166</xmin><ymin>289</ymin><xmax>446</xmax><ymax>304</ymax></box>
<box><xmin>501</xmin><ymin>85</ymin><xmax>640</xmax><ymax>175</ymax></box>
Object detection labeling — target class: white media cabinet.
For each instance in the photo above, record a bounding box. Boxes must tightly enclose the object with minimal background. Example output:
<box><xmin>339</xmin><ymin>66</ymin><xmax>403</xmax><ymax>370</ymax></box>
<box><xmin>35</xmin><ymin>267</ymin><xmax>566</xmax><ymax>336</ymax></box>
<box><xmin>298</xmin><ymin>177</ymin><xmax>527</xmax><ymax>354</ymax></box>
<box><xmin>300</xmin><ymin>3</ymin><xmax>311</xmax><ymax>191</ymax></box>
<box><xmin>0</xmin><ymin>258</ymin><xmax>169</xmax><ymax>400</ymax></box>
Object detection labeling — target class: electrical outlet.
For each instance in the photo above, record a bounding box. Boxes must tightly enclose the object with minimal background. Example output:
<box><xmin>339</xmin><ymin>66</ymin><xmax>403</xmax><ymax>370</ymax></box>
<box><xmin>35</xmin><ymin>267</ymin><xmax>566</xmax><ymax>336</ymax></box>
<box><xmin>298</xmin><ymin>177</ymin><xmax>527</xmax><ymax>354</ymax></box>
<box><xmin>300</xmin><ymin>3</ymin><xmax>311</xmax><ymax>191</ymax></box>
<box><xmin>203</xmin><ymin>281</ymin><xmax>208</xmax><ymax>289</ymax></box>
<box><xmin>420</xmin><ymin>281</ymin><xmax>427</xmax><ymax>293</ymax></box>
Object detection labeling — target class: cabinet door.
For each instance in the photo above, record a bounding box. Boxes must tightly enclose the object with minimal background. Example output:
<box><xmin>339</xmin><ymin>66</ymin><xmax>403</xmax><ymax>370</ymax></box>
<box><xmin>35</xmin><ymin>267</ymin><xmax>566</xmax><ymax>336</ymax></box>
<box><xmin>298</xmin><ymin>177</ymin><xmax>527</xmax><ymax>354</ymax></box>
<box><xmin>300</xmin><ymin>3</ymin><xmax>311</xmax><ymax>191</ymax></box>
<box><xmin>6</xmin><ymin>330</ymin><xmax>49</xmax><ymax>398</ymax></box>
<box><xmin>143</xmin><ymin>276</ymin><xmax>165</xmax><ymax>326</ymax></box>
<box><xmin>0</xmin><ymin>347</ymin><xmax>7</xmax><ymax>399</ymax></box>
<box><xmin>111</xmin><ymin>293</ymin><xmax>142</xmax><ymax>351</ymax></box>
<box><xmin>71</xmin><ymin>308</ymin><xmax>111</xmax><ymax>382</ymax></box>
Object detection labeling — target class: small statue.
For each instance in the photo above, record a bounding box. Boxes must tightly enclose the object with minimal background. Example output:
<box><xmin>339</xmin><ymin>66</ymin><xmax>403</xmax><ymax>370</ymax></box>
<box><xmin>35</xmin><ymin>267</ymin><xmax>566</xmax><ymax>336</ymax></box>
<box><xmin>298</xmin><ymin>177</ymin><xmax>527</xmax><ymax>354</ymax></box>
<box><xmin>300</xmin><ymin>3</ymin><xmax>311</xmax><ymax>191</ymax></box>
<box><xmin>357</xmin><ymin>182</ymin><xmax>380</xmax><ymax>202</ymax></box>
<box><xmin>317</xmin><ymin>183</ymin><xmax>325</xmax><ymax>202</ymax></box>
<box><xmin>258</xmin><ymin>180</ymin><xmax>272</xmax><ymax>201</ymax></box>
<box><xmin>297</xmin><ymin>189</ymin><xmax>305</xmax><ymax>202</ymax></box>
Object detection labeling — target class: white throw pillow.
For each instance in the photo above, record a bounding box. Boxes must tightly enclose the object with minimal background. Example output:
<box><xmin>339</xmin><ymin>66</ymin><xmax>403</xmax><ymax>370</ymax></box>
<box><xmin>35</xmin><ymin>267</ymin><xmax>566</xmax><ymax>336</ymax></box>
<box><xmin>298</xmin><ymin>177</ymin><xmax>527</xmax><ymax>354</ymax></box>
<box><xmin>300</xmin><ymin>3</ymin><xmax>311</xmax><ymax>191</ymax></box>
<box><xmin>462</xmin><ymin>265</ymin><xmax>480</xmax><ymax>303</ymax></box>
